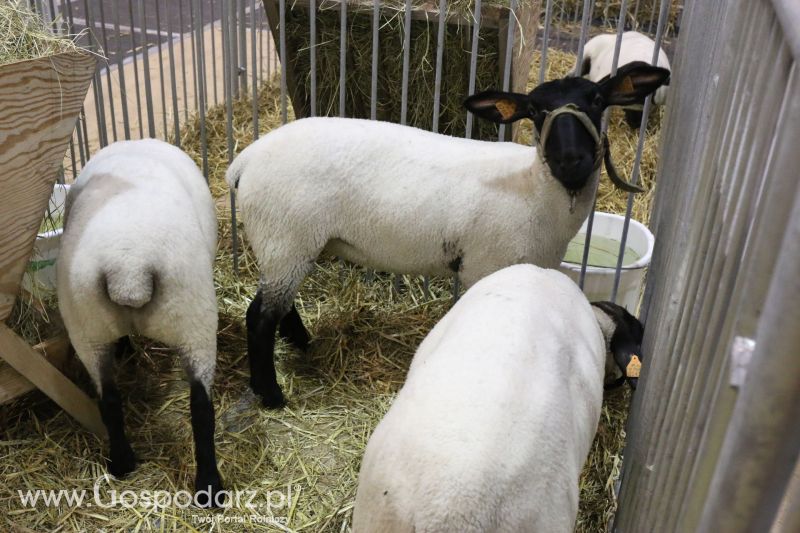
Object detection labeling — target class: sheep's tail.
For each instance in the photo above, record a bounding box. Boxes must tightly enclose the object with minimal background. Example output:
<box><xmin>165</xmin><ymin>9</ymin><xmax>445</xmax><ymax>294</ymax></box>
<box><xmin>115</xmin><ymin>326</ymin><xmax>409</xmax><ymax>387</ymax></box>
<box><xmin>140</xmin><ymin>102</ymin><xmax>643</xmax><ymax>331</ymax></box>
<box><xmin>103</xmin><ymin>266</ymin><xmax>155</xmax><ymax>309</ymax></box>
<box><xmin>225</xmin><ymin>147</ymin><xmax>251</xmax><ymax>189</ymax></box>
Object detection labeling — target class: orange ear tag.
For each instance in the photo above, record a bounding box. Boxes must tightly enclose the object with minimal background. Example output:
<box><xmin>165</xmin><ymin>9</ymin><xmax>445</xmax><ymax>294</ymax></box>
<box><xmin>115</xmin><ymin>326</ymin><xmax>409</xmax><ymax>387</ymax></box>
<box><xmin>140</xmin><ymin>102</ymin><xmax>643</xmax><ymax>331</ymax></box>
<box><xmin>495</xmin><ymin>99</ymin><xmax>517</xmax><ymax>120</ymax></box>
<box><xmin>626</xmin><ymin>355</ymin><xmax>642</xmax><ymax>378</ymax></box>
<box><xmin>619</xmin><ymin>75</ymin><xmax>635</xmax><ymax>94</ymax></box>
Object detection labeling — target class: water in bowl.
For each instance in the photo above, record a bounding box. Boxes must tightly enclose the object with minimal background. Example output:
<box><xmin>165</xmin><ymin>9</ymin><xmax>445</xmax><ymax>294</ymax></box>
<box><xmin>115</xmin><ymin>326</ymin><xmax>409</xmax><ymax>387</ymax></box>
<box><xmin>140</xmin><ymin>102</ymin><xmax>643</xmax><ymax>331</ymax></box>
<box><xmin>563</xmin><ymin>233</ymin><xmax>641</xmax><ymax>268</ymax></box>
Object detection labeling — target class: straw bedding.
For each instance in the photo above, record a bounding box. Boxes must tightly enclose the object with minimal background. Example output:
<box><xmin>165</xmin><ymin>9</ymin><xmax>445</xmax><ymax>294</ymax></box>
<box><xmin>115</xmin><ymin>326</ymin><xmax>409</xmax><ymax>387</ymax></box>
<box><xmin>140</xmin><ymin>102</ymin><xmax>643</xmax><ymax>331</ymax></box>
<box><xmin>2</xmin><ymin>20</ymin><xmax>665</xmax><ymax>533</ymax></box>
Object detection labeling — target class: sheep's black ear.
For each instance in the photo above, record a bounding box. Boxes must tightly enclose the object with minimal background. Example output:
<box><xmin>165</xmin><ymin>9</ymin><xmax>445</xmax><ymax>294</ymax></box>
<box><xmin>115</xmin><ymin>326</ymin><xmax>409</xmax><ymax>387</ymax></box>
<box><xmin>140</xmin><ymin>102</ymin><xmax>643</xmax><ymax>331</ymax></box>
<box><xmin>599</xmin><ymin>62</ymin><xmax>670</xmax><ymax>107</ymax></box>
<box><xmin>464</xmin><ymin>91</ymin><xmax>531</xmax><ymax>124</ymax></box>
<box><xmin>592</xmin><ymin>301</ymin><xmax>645</xmax><ymax>389</ymax></box>
<box><xmin>579</xmin><ymin>56</ymin><xmax>592</xmax><ymax>77</ymax></box>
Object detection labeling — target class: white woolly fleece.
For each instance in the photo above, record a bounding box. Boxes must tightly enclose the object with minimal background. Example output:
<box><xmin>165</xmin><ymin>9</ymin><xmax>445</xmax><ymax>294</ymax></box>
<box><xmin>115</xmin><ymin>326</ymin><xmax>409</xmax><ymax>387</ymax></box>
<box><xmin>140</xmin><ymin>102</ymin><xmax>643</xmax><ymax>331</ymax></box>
<box><xmin>227</xmin><ymin>117</ymin><xmax>599</xmax><ymax>309</ymax></box>
<box><xmin>57</xmin><ymin>139</ymin><xmax>219</xmax><ymax>392</ymax></box>
<box><xmin>352</xmin><ymin>264</ymin><xmax>607</xmax><ymax>533</ymax></box>
<box><xmin>583</xmin><ymin>31</ymin><xmax>671</xmax><ymax>105</ymax></box>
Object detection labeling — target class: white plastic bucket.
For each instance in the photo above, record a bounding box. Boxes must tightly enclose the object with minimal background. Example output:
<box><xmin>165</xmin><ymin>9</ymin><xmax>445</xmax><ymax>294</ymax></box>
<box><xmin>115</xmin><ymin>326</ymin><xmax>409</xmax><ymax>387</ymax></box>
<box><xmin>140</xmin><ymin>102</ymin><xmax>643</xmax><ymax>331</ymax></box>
<box><xmin>558</xmin><ymin>212</ymin><xmax>654</xmax><ymax>312</ymax></box>
<box><xmin>22</xmin><ymin>184</ymin><xmax>70</xmax><ymax>294</ymax></box>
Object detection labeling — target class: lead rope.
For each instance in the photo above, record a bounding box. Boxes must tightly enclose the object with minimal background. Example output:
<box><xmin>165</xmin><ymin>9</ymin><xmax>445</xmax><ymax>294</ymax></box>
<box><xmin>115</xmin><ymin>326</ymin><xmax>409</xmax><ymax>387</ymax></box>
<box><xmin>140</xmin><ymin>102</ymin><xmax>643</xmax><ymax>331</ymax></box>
<box><xmin>534</xmin><ymin>104</ymin><xmax>644</xmax><ymax>213</ymax></box>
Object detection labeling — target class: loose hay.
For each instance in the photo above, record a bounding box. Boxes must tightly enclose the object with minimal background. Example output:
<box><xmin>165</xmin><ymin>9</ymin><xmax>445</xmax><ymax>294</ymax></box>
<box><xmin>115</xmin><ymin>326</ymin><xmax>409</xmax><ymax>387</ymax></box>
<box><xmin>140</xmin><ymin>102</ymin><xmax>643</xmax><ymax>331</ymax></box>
<box><xmin>0</xmin><ymin>1</ymin><xmax>80</xmax><ymax>65</ymax></box>
<box><xmin>0</xmin><ymin>43</ymin><xmax>666</xmax><ymax>532</ymax></box>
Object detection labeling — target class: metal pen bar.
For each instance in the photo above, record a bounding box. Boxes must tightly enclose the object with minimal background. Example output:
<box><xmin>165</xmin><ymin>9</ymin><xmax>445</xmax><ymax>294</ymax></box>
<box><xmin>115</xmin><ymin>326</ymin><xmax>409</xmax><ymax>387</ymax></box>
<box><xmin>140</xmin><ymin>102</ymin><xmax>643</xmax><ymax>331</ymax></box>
<box><xmin>310</xmin><ymin>0</ymin><xmax>317</xmax><ymax>116</ymax></box>
<box><xmin>239</xmin><ymin>0</ymin><xmax>248</xmax><ymax>95</ymax></box>
<box><xmin>574</xmin><ymin>0</ymin><xmax>593</xmax><ymax>72</ymax></box>
<box><xmin>611</xmin><ymin>0</ymin><xmax>669</xmax><ymax>302</ymax></box>
<box><xmin>154</xmin><ymin>0</ymin><xmax>168</xmax><ymax>139</ymax></box>
<box><xmin>188</xmin><ymin>0</ymin><xmax>200</xmax><ymax>113</ymax></box>
<box><xmin>109</xmin><ymin>0</ymin><xmax>131</xmax><ymax>140</ymax></box>
<box><xmin>280</xmin><ymin>0</ymin><xmax>287</xmax><ymax>123</ymax></box>
<box><xmin>166</xmin><ymin>0</ymin><xmax>181</xmax><ymax>147</ymax></box>
<box><xmin>464</xmin><ymin>0</ymin><xmax>482</xmax><ymax>139</ymax></box>
<box><xmin>64</xmin><ymin>0</ymin><xmax>91</xmax><ymax>162</ymax></box>
<box><xmin>82</xmin><ymin>0</ymin><xmax>109</xmax><ymax>148</ymax></box>
<box><xmin>96</xmin><ymin>0</ymin><xmax>118</xmax><ymax>142</ymax></box>
<box><xmin>539</xmin><ymin>0</ymin><xmax>555</xmax><ymax>84</ymax></box>
<box><xmin>339</xmin><ymin>0</ymin><xmax>347</xmax><ymax>118</ymax></box>
<box><xmin>137</xmin><ymin>0</ymin><xmax>156</xmax><ymax>138</ymax></box>
<box><xmin>125</xmin><ymin>0</ymin><xmax>144</xmax><ymax>138</ymax></box>
<box><xmin>498</xmin><ymin>0</ymin><xmax>518</xmax><ymax>140</ymax></box>
<box><xmin>229</xmin><ymin>0</ymin><xmax>239</xmax><ymax>99</ymax></box>
<box><xmin>68</xmin><ymin>136</ymin><xmax>77</xmax><ymax>181</ymax></box>
<box><xmin>195</xmin><ymin>0</ymin><xmax>208</xmax><ymax>180</ymax></box>
<box><xmin>370</xmin><ymin>0</ymin><xmax>379</xmax><ymax>120</ymax></box>
<box><xmin>251</xmin><ymin>0</ymin><xmax>259</xmax><ymax>140</ymax></box>
<box><xmin>178</xmin><ymin>0</ymin><xmax>190</xmax><ymax>121</ymax></box>
<box><xmin>431</xmin><ymin>0</ymin><xmax>446</xmax><ymax>133</ymax></box>
<box><xmin>211</xmin><ymin>0</ymin><xmax>219</xmax><ymax>105</ymax></box>
<box><xmin>259</xmin><ymin>4</ymin><xmax>264</xmax><ymax>83</ymax></box>
<box><xmin>400</xmin><ymin>0</ymin><xmax>412</xmax><ymax>125</ymax></box>
<box><xmin>223</xmin><ymin>0</ymin><xmax>239</xmax><ymax>276</ymax></box>
<box><xmin>576</xmin><ymin>0</ymin><xmax>598</xmax><ymax>289</ymax></box>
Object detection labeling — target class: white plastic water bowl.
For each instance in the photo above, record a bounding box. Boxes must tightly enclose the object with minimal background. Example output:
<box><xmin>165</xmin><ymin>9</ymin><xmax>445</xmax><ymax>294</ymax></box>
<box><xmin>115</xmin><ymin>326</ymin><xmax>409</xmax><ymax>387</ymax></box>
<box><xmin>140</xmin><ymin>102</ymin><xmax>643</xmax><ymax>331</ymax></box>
<box><xmin>22</xmin><ymin>183</ymin><xmax>70</xmax><ymax>294</ymax></box>
<box><xmin>558</xmin><ymin>212</ymin><xmax>654</xmax><ymax>313</ymax></box>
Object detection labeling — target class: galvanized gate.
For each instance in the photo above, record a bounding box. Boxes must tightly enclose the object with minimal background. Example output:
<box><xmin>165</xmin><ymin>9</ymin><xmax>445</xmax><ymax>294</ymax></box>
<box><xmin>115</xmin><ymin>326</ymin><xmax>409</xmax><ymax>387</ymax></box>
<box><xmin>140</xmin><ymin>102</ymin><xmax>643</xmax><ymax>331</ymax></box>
<box><xmin>614</xmin><ymin>0</ymin><xmax>800</xmax><ymax>531</ymax></box>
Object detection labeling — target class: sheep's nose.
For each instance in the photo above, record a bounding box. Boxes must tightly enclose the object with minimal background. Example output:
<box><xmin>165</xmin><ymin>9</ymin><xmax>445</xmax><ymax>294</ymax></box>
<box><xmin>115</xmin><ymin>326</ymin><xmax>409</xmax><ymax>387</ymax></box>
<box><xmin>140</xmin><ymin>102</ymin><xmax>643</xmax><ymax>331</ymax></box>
<box><xmin>556</xmin><ymin>152</ymin><xmax>586</xmax><ymax>174</ymax></box>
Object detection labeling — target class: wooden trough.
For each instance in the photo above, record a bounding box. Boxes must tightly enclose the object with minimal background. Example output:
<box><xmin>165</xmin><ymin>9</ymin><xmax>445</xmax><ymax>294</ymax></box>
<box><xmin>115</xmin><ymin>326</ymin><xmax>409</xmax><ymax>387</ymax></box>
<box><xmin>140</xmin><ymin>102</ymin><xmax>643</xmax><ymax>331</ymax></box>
<box><xmin>0</xmin><ymin>50</ymin><xmax>105</xmax><ymax>435</ymax></box>
<box><xmin>262</xmin><ymin>0</ymin><xmax>540</xmax><ymax>140</ymax></box>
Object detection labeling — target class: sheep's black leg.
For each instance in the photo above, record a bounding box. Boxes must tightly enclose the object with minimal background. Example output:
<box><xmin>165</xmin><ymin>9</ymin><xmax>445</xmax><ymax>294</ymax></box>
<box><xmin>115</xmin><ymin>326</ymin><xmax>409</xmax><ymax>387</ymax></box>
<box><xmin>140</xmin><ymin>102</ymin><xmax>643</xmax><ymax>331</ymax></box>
<box><xmin>246</xmin><ymin>290</ymin><xmax>285</xmax><ymax>408</ymax></box>
<box><xmin>624</xmin><ymin>109</ymin><xmax>644</xmax><ymax>129</ymax></box>
<box><xmin>98</xmin><ymin>380</ymin><xmax>136</xmax><ymax>478</ymax></box>
<box><xmin>189</xmin><ymin>381</ymin><xmax>224</xmax><ymax>508</ymax></box>
<box><xmin>278</xmin><ymin>304</ymin><xmax>310</xmax><ymax>352</ymax></box>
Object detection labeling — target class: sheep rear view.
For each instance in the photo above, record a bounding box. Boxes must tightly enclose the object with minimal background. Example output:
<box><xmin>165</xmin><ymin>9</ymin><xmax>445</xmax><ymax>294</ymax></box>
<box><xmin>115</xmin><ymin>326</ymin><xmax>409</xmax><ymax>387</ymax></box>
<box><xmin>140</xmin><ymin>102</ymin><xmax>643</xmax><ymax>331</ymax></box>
<box><xmin>581</xmin><ymin>31</ymin><xmax>671</xmax><ymax>128</ymax></box>
<box><xmin>57</xmin><ymin>139</ymin><xmax>223</xmax><ymax>508</ymax></box>
<box><xmin>351</xmin><ymin>264</ymin><xmax>644</xmax><ymax>532</ymax></box>
<box><xmin>229</xmin><ymin>64</ymin><xmax>668</xmax><ymax>408</ymax></box>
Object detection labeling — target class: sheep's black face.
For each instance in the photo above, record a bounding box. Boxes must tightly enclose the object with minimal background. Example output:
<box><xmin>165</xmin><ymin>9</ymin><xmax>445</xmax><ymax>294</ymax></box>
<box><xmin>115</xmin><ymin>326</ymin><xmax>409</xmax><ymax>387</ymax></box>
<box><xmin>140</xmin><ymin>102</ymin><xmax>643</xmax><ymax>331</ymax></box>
<box><xmin>464</xmin><ymin>62</ymin><xmax>670</xmax><ymax>193</ymax></box>
<box><xmin>528</xmin><ymin>78</ymin><xmax>604</xmax><ymax>191</ymax></box>
<box><xmin>592</xmin><ymin>301</ymin><xmax>645</xmax><ymax>390</ymax></box>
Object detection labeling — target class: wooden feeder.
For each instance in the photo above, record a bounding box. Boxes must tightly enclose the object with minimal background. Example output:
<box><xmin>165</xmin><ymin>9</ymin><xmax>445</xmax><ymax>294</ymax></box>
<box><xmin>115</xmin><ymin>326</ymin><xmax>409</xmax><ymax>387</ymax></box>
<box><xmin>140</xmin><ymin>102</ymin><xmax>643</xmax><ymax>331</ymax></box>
<box><xmin>0</xmin><ymin>50</ymin><xmax>104</xmax><ymax>435</ymax></box>
<box><xmin>262</xmin><ymin>0</ymin><xmax>540</xmax><ymax>141</ymax></box>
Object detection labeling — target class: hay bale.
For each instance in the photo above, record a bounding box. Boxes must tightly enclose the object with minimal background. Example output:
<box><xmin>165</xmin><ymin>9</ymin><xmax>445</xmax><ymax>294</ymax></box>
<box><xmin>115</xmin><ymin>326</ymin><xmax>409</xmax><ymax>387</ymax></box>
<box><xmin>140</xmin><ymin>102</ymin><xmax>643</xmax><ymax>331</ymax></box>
<box><xmin>263</xmin><ymin>0</ymin><xmax>539</xmax><ymax>140</ymax></box>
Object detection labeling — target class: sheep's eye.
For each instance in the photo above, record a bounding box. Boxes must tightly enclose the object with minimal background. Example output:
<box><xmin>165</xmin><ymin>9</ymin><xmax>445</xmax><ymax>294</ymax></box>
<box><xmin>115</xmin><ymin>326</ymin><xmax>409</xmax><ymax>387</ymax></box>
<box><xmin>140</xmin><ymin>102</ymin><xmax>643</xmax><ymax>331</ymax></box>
<box><xmin>592</xmin><ymin>94</ymin><xmax>604</xmax><ymax>108</ymax></box>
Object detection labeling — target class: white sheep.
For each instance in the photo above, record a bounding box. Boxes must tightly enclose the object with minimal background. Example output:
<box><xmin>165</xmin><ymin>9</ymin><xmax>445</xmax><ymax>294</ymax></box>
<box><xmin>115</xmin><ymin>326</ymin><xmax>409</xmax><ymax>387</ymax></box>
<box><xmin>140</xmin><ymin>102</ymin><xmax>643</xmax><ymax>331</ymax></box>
<box><xmin>227</xmin><ymin>64</ymin><xmax>667</xmax><ymax>407</ymax></box>
<box><xmin>57</xmin><ymin>139</ymin><xmax>224</xmax><ymax>507</ymax></box>
<box><xmin>352</xmin><ymin>264</ymin><xmax>644</xmax><ymax>533</ymax></box>
<box><xmin>581</xmin><ymin>31</ymin><xmax>671</xmax><ymax>127</ymax></box>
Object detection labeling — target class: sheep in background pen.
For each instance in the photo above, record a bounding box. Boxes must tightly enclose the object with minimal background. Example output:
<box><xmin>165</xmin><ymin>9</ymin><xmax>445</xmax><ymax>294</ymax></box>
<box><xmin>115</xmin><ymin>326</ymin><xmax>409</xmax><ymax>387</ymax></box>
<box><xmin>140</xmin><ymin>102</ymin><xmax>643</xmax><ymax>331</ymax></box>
<box><xmin>352</xmin><ymin>264</ymin><xmax>644</xmax><ymax>533</ymax></box>
<box><xmin>57</xmin><ymin>139</ymin><xmax>224</xmax><ymax>508</ymax></box>
<box><xmin>580</xmin><ymin>31</ymin><xmax>671</xmax><ymax>128</ymax></box>
<box><xmin>226</xmin><ymin>63</ymin><xmax>668</xmax><ymax>408</ymax></box>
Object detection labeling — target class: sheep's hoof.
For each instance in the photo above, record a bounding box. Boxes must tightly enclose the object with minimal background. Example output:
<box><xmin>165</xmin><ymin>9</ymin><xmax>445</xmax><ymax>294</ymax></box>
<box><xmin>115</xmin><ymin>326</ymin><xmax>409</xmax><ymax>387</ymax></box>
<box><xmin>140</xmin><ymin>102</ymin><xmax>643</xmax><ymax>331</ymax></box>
<box><xmin>107</xmin><ymin>447</ymin><xmax>137</xmax><ymax>478</ymax></box>
<box><xmin>259</xmin><ymin>387</ymin><xmax>286</xmax><ymax>409</ymax></box>
<box><xmin>195</xmin><ymin>472</ymin><xmax>225</xmax><ymax>508</ymax></box>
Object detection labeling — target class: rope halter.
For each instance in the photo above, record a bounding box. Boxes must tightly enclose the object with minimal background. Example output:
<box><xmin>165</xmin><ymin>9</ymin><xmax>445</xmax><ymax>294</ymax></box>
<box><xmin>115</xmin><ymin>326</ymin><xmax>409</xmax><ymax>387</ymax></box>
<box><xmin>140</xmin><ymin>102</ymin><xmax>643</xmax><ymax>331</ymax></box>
<box><xmin>533</xmin><ymin>103</ymin><xmax>645</xmax><ymax>197</ymax></box>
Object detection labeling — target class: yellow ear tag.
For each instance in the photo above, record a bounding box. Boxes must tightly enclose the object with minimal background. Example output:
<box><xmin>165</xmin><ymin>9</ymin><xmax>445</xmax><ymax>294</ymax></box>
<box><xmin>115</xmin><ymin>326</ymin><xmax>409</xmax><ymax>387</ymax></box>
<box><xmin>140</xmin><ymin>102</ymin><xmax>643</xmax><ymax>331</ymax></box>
<box><xmin>626</xmin><ymin>355</ymin><xmax>642</xmax><ymax>378</ymax></box>
<box><xmin>495</xmin><ymin>99</ymin><xmax>517</xmax><ymax>120</ymax></box>
<box><xmin>619</xmin><ymin>75</ymin><xmax>635</xmax><ymax>94</ymax></box>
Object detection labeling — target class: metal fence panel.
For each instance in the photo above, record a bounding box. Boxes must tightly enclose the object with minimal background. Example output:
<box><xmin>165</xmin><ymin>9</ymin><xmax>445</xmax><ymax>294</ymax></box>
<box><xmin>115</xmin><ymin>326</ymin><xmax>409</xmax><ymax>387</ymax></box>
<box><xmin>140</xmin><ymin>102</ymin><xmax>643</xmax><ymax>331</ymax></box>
<box><xmin>615</xmin><ymin>0</ymin><xmax>800</xmax><ymax>531</ymax></box>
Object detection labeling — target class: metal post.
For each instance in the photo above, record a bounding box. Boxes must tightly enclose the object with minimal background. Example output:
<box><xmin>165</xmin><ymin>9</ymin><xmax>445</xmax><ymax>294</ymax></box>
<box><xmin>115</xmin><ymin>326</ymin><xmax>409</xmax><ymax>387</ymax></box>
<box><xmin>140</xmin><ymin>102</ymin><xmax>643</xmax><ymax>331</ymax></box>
<box><xmin>464</xmin><ymin>0</ymin><xmax>482</xmax><ymax>139</ymax></box>
<box><xmin>339</xmin><ymin>0</ymin><xmax>347</xmax><ymax>118</ymax></box>
<box><xmin>498</xmin><ymin>0</ymin><xmax>518</xmax><ymax>140</ymax></box>
<box><xmin>400</xmin><ymin>0</ymin><xmax>412</xmax><ymax>125</ymax></box>
<box><xmin>166</xmin><ymin>0</ymin><xmax>181</xmax><ymax>147</ymax></box>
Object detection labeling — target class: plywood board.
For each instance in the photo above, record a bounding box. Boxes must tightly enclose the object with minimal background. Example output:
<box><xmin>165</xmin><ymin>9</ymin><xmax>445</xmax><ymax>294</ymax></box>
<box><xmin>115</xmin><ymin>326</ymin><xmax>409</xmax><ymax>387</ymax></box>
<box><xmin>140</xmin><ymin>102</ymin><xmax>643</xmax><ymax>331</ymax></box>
<box><xmin>0</xmin><ymin>51</ymin><xmax>96</xmax><ymax>320</ymax></box>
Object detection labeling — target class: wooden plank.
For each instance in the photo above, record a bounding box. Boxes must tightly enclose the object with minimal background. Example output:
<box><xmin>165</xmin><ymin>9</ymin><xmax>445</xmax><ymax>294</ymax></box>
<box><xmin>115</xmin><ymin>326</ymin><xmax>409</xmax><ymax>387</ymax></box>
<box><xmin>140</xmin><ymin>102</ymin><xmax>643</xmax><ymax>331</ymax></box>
<box><xmin>0</xmin><ymin>51</ymin><xmax>97</xmax><ymax>320</ymax></box>
<box><xmin>0</xmin><ymin>324</ymin><xmax>105</xmax><ymax>436</ymax></box>
<box><xmin>0</xmin><ymin>334</ymin><xmax>70</xmax><ymax>404</ymax></box>
<box><xmin>0</xmin><ymin>363</ymin><xmax>35</xmax><ymax>405</ymax></box>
